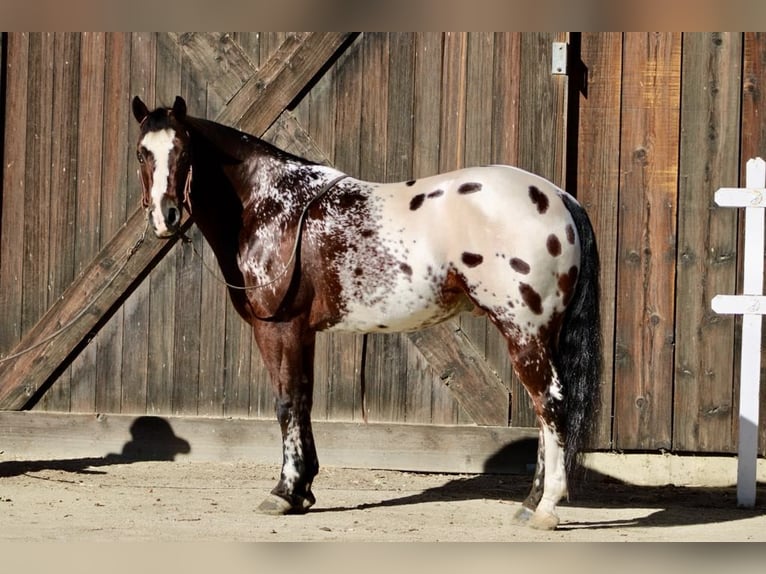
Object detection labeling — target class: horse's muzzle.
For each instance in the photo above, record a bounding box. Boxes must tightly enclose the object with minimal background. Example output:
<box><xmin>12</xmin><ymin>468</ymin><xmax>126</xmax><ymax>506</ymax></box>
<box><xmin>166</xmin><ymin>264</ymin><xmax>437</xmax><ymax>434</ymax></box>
<box><xmin>149</xmin><ymin>203</ymin><xmax>181</xmax><ymax>238</ymax></box>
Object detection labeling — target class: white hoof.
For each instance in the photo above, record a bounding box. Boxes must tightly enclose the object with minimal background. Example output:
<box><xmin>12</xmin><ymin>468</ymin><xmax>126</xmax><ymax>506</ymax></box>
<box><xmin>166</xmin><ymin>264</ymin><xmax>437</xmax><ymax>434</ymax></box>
<box><xmin>528</xmin><ymin>509</ymin><xmax>560</xmax><ymax>530</ymax></box>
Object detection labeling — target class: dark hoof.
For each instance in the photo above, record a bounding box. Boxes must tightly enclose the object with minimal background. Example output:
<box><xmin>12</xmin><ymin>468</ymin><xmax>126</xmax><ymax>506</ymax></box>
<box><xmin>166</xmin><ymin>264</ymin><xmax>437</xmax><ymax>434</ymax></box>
<box><xmin>512</xmin><ymin>505</ymin><xmax>535</xmax><ymax>525</ymax></box>
<box><xmin>257</xmin><ymin>492</ymin><xmax>315</xmax><ymax>515</ymax></box>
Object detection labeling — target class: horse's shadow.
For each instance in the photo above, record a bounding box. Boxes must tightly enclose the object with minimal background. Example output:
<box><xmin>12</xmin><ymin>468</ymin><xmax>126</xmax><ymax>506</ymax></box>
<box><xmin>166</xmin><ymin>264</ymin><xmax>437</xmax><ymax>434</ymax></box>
<box><xmin>0</xmin><ymin>416</ymin><xmax>190</xmax><ymax>478</ymax></box>
<box><xmin>314</xmin><ymin>439</ymin><xmax>766</xmax><ymax>531</ymax></box>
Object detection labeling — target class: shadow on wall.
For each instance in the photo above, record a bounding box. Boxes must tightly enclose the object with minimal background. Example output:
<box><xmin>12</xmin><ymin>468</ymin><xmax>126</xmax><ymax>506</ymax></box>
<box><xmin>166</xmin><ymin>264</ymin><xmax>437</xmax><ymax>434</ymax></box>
<box><xmin>0</xmin><ymin>416</ymin><xmax>191</xmax><ymax>478</ymax></box>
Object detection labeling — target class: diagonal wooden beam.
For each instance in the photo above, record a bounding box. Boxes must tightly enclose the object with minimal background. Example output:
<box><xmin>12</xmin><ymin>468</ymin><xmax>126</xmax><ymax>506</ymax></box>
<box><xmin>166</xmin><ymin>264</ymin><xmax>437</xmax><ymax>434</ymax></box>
<box><xmin>0</xmin><ymin>32</ymin><xmax>354</xmax><ymax>410</ymax></box>
<box><xmin>406</xmin><ymin>322</ymin><xmax>510</xmax><ymax>426</ymax></box>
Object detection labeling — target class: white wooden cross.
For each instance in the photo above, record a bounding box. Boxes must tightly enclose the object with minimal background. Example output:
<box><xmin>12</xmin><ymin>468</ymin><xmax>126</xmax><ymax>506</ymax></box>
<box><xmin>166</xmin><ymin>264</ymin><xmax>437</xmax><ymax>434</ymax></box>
<box><xmin>712</xmin><ymin>157</ymin><xmax>765</xmax><ymax>508</ymax></box>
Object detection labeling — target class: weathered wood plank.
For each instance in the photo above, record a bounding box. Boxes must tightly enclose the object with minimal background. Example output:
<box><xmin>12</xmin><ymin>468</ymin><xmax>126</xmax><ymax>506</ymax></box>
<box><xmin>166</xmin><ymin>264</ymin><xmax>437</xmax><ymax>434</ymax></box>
<box><xmin>325</xmin><ymin>34</ymin><xmax>364</xmax><ymax>422</ymax></box>
<box><xmin>741</xmin><ymin>32</ymin><xmax>766</xmax><ymax>455</ymax></box>
<box><xmin>485</xmin><ymin>31</ymin><xmax>522</xmax><ymax>426</ymax></box>
<box><xmin>95</xmin><ymin>32</ymin><xmax>132</xmax><ymax>414</ymax></box>
<box><xmin>439</xmin><ymin>32</ymin><xmax>467</xmax><ymax>172</ymax></box>
<box><xmin>0</xmin><ymin>33</ymin><xmax>29</xmax><ymax>358</ymax></box>
<box><xmin>146</xmin><ymin>33</ymin><xmax>183</xmax><ymax>415</ymax></box>
<box><xmin>614</xmin><ymin>33</ymin><xmax>681</xmax><ymax>451</ymax></box>
<box><xmin>406</xmin><ymin>322</ymin><xmax>509</xmax><ymax>426</ymax></box>
<box><xmin>70</xmin><ymin>31</ymin><xmax>107</xmax><ymax>413</ymax></box>
<box><xmin>576</xmin><ymin>32</ymin><xmax>623</xmax><ymax>449</ymax></box>
<box><xmin>21</xmin><ymin>33</ymin><xmax>54</xmax><ymax>336</ymax></box>
<box><xmin>409</xmin><ymin>32</ymin><xmax>452</xmax><ymax>424</ymax></box>
<box><xmin>462</xmin><ymin>32</ymin><xmax>503</xmax><ymax>419</ymax></box>
<box><xmin>302</xmin><ymin>48</ymin><xmax>338</xmax><ymax>421</ymax></box>
<box><xmin>39</xmin><ymin>32</ymin><xmax>81</xmax><ymax>412</ymax></box>
<box><xmin>120</xmin><ymin>32</ymin><xmax>156</xmax><ymax>414</ymax></box>
<box><xmin>0</xmin><ymin>411</ymin><xmax>537</xmax><ymax>474</ymax></box>
<box><xmin>356</xmin><ymin>33</ymin><xmax>392</xmax><ymax>423</ymax></box>
<box><xmin>491</xmin><ymin>32</ymin><xmax>520</xmax><ymax>167</ymax></box>
<box><xmin>513</xmin><ymin>32</ymin><xmax>569</xmax><ymax>428</ymax></box>
<box><xmin>218</xmin><ymin>32</ymin><xmax>353</xmax><ymax>135</ymax></box>
<box><xmin>170</xmin><ymin>32</ymin><xmax>256</xmax><ymax>107</ymax></box>
<box><xmin>673</xmin><ymin>33</ymin><xmax>742</xmax><ymax>453</ymax></box>
<box><xmin>518</xmin><ymin>32</ymin><xmax>568</xmax><ymax>188</ymax></box>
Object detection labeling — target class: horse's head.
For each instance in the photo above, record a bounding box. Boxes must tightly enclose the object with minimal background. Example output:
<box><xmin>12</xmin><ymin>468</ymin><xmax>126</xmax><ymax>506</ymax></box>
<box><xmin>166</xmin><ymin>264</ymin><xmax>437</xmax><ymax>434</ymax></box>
<box><xmin>132</xmin><ymin>95</ymin><xmax>192</xmax><ymax>238</ymax></box>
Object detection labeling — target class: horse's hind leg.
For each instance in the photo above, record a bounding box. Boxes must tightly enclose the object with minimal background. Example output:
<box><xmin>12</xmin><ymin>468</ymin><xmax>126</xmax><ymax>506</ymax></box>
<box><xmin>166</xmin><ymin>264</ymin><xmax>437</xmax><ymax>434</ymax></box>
<box><xmin>508</xmin><ymin>338</ymin><xmax>568</xmax><ymax>531</ymax></box>
<box><xmin>512</xmin><ymin>428</ymin><xmax>545</xmax><ymax>525</ymax></box>
<box><xmin>252</xmin><ymin>319</ymin><xmax>319</xmax><ymax>515</ymax></box>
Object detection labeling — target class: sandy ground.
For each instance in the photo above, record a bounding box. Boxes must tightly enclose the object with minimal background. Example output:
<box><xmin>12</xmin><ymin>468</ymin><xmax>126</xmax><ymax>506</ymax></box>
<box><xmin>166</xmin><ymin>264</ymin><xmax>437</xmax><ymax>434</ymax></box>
<box><xmin>1</xmin><ymin>458</ymin><xmax>765</xmax><ymax>542</ymax></box>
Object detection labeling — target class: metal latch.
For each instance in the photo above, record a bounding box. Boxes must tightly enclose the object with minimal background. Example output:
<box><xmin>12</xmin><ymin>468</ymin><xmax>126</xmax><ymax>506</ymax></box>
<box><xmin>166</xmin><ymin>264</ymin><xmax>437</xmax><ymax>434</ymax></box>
<box><xmin>552</xmin><ymin>42</ymin><xmax>568</xmax><ymax>75</ymax></box>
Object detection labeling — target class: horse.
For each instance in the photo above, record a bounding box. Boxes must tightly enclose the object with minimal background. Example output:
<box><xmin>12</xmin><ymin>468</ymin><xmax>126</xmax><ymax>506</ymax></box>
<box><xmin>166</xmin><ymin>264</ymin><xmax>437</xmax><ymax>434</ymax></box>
<box><xmin>131</xmin><ymin>95</ymin><xmax>601</xmax><ymax>531</ymax></box>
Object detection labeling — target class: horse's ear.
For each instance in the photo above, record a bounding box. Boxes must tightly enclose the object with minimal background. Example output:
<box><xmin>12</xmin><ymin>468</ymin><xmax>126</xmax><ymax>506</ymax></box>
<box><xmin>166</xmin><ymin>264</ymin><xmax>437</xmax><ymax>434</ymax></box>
<box><xmin>132</xmin><ymin>96</ymin><xmax>149</xmax><ymax>124</ymax></box>
<box><xmin>172</xmin><ymin>96</ymin><xmax>187</xmax><ymax>120</ymax></box>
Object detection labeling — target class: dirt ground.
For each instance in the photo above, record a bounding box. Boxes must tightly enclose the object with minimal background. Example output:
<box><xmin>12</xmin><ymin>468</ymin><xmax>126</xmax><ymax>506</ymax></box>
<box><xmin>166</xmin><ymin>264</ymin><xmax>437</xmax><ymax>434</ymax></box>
<box><xmin>1</xmin><ymin>458</ymin><xmax>765</xmax><ymax>542</ymax></box>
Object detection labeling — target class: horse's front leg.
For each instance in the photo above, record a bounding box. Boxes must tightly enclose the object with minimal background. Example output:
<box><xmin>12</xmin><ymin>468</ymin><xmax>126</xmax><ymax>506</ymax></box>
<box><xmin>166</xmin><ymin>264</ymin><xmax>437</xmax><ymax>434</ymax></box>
<box><xmin>251</xmin><ymin>319</ymin><xmax>319</xmax><ymax>515</ymax></box>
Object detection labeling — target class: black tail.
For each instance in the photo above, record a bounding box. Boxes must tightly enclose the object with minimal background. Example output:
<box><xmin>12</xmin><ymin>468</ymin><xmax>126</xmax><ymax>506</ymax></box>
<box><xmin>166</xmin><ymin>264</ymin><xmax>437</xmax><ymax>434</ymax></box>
<box><xmin>558</xmin><ymin>194</ymin><xmax>602</xmax><ymax>480</ymax></box>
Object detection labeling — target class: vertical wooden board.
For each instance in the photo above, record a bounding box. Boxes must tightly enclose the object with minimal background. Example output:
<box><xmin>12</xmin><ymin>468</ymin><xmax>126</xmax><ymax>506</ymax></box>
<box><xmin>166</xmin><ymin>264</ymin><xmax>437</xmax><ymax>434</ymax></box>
<box><xmin>486</xmin><ymin>32</ymin><xmax>522</xmax><ymax>422</ymax></box>
<box><xmin>460</xmin><ymin>32</ymin><xmax>494</xmax><ymax>358</ymax></box>
<box><xmin>166</xmin><ymin>49</ymin><xmax>207</xmax><ymax>416</ymax></box>
<box><xmin>437</xmin><ymin>32</ymin><xmax>469</xmax><ymax>416</ymax></box>
<box><xmin>146</xmin><ymin>33</ymin><xmax>182</xmax><ymax>414</ymax></box>
<box><xmin>365</xmin><ymin>32</ymin><xmax>414</xmax><ymax>423</ymax></box>
<box><xmin>70</xmin><ymin>31</ymin><xmax>107</xmax><ymax>413</ymax></box>
<box><xmin>303</xmin><ymin>44</ymin><xmax>338</xmax><ymax>421</ymax></box>
<box><xmin>121</xmin><ymin>32</ymin><xmax>157</xmax><ymax>414</ymax></box>
<box><xmin>222</xmin><ymin>314</ymin><xmax>252</xmax><ymax>417</ymax></box>
<box><xmin>0</xmin><ymin>33</ymin><xmax>28</xmax><ymax>358</ymax></box>
<box><xmin>491</xmin><ymin>33</ymin><xmax>521</xmax><ymax>167</ymax></box>
<box><xmin>358</xmin><ymin>33</ymin><xmax>392</xmax><ymax>423</ymax></box>
<box><xmin>172</xmin><ymin>232</ymin><xmax>203</xmax><ymax>415</ymax></box>
<box><xmin>39</xmin><ymin>32</ymin><xmax>80</xmax><ymax>411</ymax></box>
<box><xmin>21</xmin><ymin>33</ymin><xmax>53</xmax><ymax>336</ymax></box>
<box><xmin>95</xmin><ymin>33</ymin><xmax>132</xmax><ymax>414</ymax></box>
<box><xmin>741</xmin><ymin>32</ymin><xmax>766</xmax><ymax>455</ymax></box>
<box><xmin>318</xmin><ymin>34</ymin><xmax>364</xmax><ymax>422</ymax></box>
<box><xmin>614</xmin><ymin>33</ymin><xmax>681</xmax><ymax>451</ymax></box>
<box><xmin>673</xmin><ymin>33</ymin><xmax>742</xmax><ymax>453</ymax></box>
<box><xmin>197</xmin><ymin>98</ymin><xmax>228</xmax><ymax>418</ymax></box>
<box><xmin>409</xmin><ymin>32</ymin><xmax>455</xmax><ymax>424</ymax></box>
<box><xmin>518</xmin><ymin>32</ymin><xmax>568</xmax><ymax>188</ymax></box>
<box><xmin>232</xmin><ymin>32</ymin><xmax>260</xmax><ymax>66</ymax></box>
<box><xmin>439</xmin><ymin>32</ymin><xmax>467</xmax><ymax>172</ymax></box>
<box><xmin>146</xmin><ymin>252</ymin><xmax>176</xmax><ymax>413</ymax></box>
<box><xmin>512</xmin><ymin>32</ymin><xmax>569</xmax><ymax>429</ymax></box>
<box><xmin>576</xmin><ymin>32</ymin><xmax>623</xmax><ymax>449</ymax></box>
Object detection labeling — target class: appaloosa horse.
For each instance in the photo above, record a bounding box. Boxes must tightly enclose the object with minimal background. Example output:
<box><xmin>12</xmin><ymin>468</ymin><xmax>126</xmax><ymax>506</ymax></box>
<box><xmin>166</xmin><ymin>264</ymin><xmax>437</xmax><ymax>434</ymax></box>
<box><xmin>132</xmin><ymin>95</ymin><xmax>601</xmax><ymax>530</ymax></box>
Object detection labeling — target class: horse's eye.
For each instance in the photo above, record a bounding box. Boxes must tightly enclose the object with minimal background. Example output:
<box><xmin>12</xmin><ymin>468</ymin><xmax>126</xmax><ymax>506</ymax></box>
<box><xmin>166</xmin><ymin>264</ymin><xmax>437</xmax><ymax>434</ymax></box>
<box><xmin>137</xmin><ymin>150</ymin><xmax>145</xmax><ymax>164</ymax></box>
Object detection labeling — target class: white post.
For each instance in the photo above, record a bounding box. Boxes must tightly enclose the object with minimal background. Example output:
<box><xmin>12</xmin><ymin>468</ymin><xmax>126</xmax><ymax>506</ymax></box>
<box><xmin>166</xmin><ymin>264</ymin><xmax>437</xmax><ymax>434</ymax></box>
<box><xmin>712</xmin><ymin>157</ymin><xmax>766</xmax><ymax>508</ymax></box>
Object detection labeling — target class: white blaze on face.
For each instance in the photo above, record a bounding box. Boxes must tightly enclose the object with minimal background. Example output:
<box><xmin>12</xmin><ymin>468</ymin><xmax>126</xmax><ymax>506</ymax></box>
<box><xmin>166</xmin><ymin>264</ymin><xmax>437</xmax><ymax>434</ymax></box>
<box><xmin>140</xmin><ymin>128</ymin><xmax>176</xmax><ymax>236</ymax></box>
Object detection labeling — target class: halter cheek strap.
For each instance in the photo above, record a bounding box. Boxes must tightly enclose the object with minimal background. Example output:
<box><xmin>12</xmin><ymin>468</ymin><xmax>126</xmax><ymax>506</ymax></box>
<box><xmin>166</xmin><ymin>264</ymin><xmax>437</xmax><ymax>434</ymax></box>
<box><xmin>183</xmin><ymin>164</ymin><xmax>193</xmax><ymax>215</ymax></box>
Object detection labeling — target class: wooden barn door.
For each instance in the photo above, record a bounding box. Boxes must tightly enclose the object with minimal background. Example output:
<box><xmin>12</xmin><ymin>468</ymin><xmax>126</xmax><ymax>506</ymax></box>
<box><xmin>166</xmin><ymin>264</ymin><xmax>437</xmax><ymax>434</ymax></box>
<box><xmin>0</xmin><ymin>32</ymin><xmax>569</xmax><ymax>436</ymax></box>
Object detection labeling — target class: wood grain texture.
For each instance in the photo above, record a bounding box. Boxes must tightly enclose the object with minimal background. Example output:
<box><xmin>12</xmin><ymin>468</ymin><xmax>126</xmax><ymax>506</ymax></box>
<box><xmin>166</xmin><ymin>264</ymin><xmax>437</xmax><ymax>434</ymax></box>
<box><xmin>614</xmin><ymin>33</ymin><xmax>681</xmax><ymax>451</ymax></box>
<box><xmin>673</xmin><ymin>33</ymin><xmax>742</xmax><ymax>453</ymax></box>
<box><xmin>0</xmin><ymin>33</ymin><xmax>29</xmax><ymax>357</ymax></box>
<box><xmin>576</xmin><ymin>32</ymin><xmax>623</xmax><ymax>448</ymax></box>
<box><xmin>512</xmin><ymin>32</ymin><xmax>569</xmax><ymax>428</ymax></box>
<box><xmin>407</xmin><ymin>322</ymin><xmax>509</xmax><ymax>426</ymax></box>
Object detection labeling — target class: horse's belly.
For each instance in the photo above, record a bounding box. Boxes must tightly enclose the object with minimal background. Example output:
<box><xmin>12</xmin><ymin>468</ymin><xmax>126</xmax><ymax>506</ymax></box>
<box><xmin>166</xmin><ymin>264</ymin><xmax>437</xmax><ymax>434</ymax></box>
<box><xmin>325</xmin><ymin>282</ymin><xmax>470</xmax><ymax>334</ymax></box>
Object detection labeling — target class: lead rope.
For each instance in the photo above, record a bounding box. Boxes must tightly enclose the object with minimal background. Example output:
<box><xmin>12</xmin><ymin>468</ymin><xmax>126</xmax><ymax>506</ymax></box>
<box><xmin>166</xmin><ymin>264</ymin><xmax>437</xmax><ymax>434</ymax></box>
<box><xmin>0</xmin><ymin>218</ymin><xmax>151</xmax><ymax>364</ymax></box>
